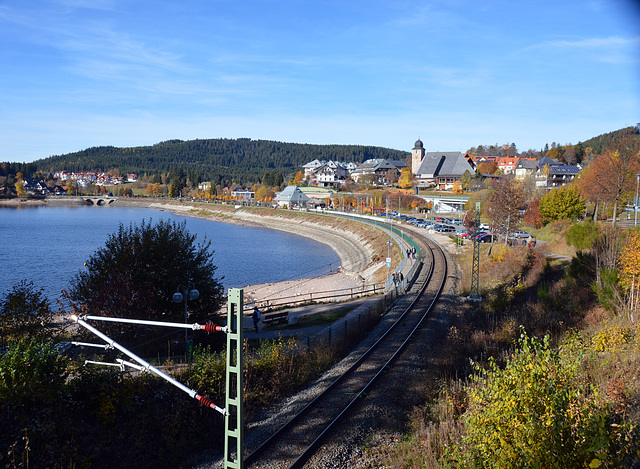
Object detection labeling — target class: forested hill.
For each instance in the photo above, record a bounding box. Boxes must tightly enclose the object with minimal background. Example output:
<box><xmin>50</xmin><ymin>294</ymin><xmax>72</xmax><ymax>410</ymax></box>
<box><xmin>35</xmin><ymin>138</ymin><xmax>410</xmax><ymax>185</ymax></box>
<box><xmin>574</xmin><ymin>126</ymin><xmax>639</xmax><ymax>156</ymax></box>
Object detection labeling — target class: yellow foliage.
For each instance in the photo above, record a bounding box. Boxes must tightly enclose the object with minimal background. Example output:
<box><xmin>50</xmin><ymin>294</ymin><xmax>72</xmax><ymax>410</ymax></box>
<box><xmin>489</xmin><ymin>244</ymin><xmax>509</xmax><ymax>262</ymax></box>
<box><xmin>590</xmin><ymin>324</ymin><xmax>636</xmax><ymax>353</ymax></box>
<box><xmin>619</xmin><ymin>230</ymin><xmax>640</xmax><ymax>292</ymax></box>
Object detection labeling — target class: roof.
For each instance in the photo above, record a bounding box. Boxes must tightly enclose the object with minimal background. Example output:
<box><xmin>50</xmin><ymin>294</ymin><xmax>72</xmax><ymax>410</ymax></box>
<box><xmin>274</xmin><ymin>186</ymin><xmax>310</xmax><ymax>203</ymax></box>
<box><xmin>298</xmin><ymin>186</ymin><xmax>336</xmax><ymax>195</ymax></box>
<box><xmin>515</xmin><ymin>159</ymin><xmax>538</xmax><ymax>170</ymax></box>
<box><xmin>497</xmin><ymin>157</ymin><xmax>518</xmax><ymax>165</ymax></box>
<box><xmin>416</xmin><ymin>152</ymin><xmax>473</xmax><ymax>178</ymax></box>
<box><xmin>548</xmin><ymin>165</ymin><xmax>581</xmax><ymax>175</ymax></box>
<box><xmin>352</xmin><ymin>158</ymin><xmax>399</xmax><ymax>173</ymax></box>
<box><xmin>536</xmin><ymin>156</ymin><xmax>561</xmax><ymax>168</ymax></box>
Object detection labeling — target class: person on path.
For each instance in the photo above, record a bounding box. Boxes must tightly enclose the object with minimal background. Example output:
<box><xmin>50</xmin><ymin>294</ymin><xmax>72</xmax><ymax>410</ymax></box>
<box><xmin>252</xmin><ymin>306</ymin><xmax>261</xmax><ymax>333</ymax></box>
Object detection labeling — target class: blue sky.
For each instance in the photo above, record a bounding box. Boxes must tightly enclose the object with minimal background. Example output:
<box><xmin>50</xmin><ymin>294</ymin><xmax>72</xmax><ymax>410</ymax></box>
<box><xmin>1</xmin><ymin>0</ymin><xmax>639</xmax><ymax>162</ymax></box>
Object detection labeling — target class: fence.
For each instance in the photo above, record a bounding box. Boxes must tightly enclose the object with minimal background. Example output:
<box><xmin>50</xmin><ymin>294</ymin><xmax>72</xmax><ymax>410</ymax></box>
<box><xmin>243</xmin><ymin>282</ymin><xmax>385</xmax><ymax>313</ymax></box>
<box><xmin>303</xmin><ymin>285</ymin><xmax>405</xmax><ymax>352</ymax></box>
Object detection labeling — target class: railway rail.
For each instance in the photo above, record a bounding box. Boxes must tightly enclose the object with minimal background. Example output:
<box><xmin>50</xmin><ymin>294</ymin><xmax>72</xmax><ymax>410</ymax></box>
<box><xmin>243</xmin><ymin>232</ymin><xmax>448</xmax><ymax>468</ymax></box>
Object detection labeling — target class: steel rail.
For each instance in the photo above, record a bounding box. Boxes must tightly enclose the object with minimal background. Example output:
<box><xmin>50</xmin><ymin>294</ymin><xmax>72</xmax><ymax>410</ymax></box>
<box><xmin>243</xmin><ymin>234</ymin><xmax>447</xmax><ymax>468</ymax></box>
<box><xmin>289</xmin><ymin>237</ymin><xmax>447</xmax><ymax>468</ymax></box>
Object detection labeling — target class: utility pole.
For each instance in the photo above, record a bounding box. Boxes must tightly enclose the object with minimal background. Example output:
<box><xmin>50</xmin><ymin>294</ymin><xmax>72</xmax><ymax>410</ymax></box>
<box><xmin>225</xmin><ymin>288</ymin><xmax>244</xmax><ymax>469</ymax></box>
<box><xmin>468</xmin><ymin>202</ymin><xmax>482</xmax><ymax>302</ymax></box>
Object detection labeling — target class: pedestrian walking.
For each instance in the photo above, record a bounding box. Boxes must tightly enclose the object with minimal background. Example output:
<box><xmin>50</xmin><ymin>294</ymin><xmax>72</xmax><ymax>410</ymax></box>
<box><xmin>252</xmin><ymin>306</ymin><xmax>261</xmax><ymax>333</ymax></box>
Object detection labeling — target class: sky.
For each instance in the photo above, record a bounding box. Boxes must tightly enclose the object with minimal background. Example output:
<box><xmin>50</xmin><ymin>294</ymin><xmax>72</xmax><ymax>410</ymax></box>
<box><xmin>1</xmin><ymin>0</ymin><xmax>639</xmax><ymax>163</ymax></box>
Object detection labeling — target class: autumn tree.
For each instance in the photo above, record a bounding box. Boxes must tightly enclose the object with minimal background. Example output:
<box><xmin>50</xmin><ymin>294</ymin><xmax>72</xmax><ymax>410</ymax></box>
<box><xmin>562</xmin><ymin>145</ymin><xmax>577</xmax><ymax>164</ymax></box>
<box><xmin>452</xmin><ymin>180</ymin><xmax>464</xmax><ymax>195</ymax></box>
<box><xmin>292</xmin><ymin>170</ymin><xmax>305</xmax><ymax>186</ymax></box>
<box><xmin>576</xmin><ymin>134</ymin><xmax>640</xmax><ymax>224</ymax></box>
<box><xmin>255</xmin><ymin>185</ymin><xmax>275</xmax><ymax>201</ymax></box>
<box><xmin>524</xmin><ymin>199</ymin><xmax>543</xmax><ymax>229</ymax></box>
<box><xmin>14</xmin><ymin>179</ymin><xmax>25</xmax><ymax>198</ymax></box>
<box><xmin>476</xmin><ymin>161</ymin><xmax>498</xmax><ymax>175</ymax></box>
<box><xmin>145</xmin><ymin>183</ymin><xmax>163</xmax><ymax>197</ymax></box>
<box><xmin>385</xmin><ymin>168</ymin><xmax>400</xmax><ymax>186</ymax></box>
<box><xmin>539</xmin><ymin>185</ymin><xmax>586</xmax><ymax>223</ymax></box>
<box><xmin>618</xmin><ymin>229</ymin><xmax>640</xmax><ymax>323</ymax></box>
<box><xmin>486</xmin><ymin>177</ymin><xmax>527</xmax><ymax>242</ymax></box>
<box><xmin>398</xmin><ymin>167</ymin><xmax>414</xmax><ymax>189</ymax></box>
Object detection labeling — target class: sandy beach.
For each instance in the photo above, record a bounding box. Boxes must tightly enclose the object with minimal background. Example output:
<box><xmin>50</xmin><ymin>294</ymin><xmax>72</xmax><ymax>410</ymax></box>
<box><xmin>147</xmin><ymin>202</ymin><xmax>383</xmax><ymax>306</ymax></box>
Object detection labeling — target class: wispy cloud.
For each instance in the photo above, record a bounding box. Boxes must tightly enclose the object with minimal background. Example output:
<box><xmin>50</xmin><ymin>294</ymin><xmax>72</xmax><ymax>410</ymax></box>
<box><xmin>518</xmin><ymin>35</ymin><xmax>640</xmax><ymax>58</ymax></box>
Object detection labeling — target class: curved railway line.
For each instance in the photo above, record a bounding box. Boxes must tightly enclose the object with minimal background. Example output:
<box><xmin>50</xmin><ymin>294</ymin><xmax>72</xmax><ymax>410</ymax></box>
<box><xmin>243</xmin><ymin>230</ymin><xmax>449</xmax><ymax>468</ymax></box>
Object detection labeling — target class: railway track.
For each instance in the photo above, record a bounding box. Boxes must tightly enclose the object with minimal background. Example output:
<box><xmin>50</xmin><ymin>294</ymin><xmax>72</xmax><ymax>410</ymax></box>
<box><xmin>243</xmin><ymin>233</ymin><xmax>448</xmax><ymax>468</ymax></box>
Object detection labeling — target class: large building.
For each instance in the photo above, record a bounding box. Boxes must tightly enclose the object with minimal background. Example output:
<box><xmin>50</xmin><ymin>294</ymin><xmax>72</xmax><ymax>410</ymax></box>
<box><xmin>411</xmin><ymin>139</ymin><xmax>474</xmax><ymax>190</ymax></box>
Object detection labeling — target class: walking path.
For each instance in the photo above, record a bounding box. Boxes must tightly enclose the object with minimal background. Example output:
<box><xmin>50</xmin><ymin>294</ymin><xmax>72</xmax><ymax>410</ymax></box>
<box><xmin>241</xmin><ymin>226</ymin><xmax>429</xmax><ymax>343</ymax></box>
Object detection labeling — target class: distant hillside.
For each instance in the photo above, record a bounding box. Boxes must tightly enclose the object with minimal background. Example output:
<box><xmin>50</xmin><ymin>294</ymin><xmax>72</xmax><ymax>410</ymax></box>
<box><xmin>574</xmin><ymin>125</ymin><xmax>639</xmax><ymax>159</ymax></box>
<box><xmin>34</xmin><ymin>138</ymin><xmax>410</xmax><ymax>186</ymax></box>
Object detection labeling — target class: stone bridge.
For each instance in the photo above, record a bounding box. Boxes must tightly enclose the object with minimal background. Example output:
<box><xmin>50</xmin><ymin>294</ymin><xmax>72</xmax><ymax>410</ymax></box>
<box><xmin>83</xmin><ymin>197</ymin><xmax>116</xmax><ymax>206</ymax></box>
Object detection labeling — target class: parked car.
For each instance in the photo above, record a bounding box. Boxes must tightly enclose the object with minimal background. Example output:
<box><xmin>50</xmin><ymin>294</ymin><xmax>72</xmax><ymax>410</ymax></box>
<box><xmin>456</xmin><ymin>229</ymin><xmax>468</xmax><ymax>238</ymax></box>
<box><xmin>436</xmin><ymin>225</ymin><xmax>455</xmax><ymax>233</ymax></box>
<box><xmin>511</xmin><ymin>230</ymin><xmax>532</xmax><ymax>239</ymax></box>
<box><xmin>476</xmin><ymin>233</ymin><xmax>494</xmax><ymax>243</ymax></box>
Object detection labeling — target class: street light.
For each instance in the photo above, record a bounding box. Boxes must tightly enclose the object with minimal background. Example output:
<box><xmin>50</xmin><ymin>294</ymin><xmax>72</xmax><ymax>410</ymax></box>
<box><xmin>173</xmin><ymin>286</ymin><xmax>199</xmax><ymax>355</ymax></box>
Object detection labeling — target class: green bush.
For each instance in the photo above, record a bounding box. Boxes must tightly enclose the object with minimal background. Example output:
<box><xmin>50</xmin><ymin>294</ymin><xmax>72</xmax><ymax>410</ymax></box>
<box><xmin>0</xmin><ymin>338</ymin><xmax>69</xmax><ymax>405</ymax></box>
<box><xmin>447</xmin><ymin>332</ymin><xmax>633</xmax><ymax>468</ymax></box>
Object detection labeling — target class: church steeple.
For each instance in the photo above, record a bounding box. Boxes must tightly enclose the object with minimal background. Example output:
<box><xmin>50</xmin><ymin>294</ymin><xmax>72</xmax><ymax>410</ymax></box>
<box><xmin>412</xmin><ymin>138</ymin><xmax>425</xmax><ymax>175</ymax></box>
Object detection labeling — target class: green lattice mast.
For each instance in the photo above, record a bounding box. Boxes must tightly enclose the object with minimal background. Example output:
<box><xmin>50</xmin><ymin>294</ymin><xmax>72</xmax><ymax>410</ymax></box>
<box><xmin>225</xmin><ymin>288</ymin><xmax>244</xmax><ymax>469</ymax></box>
<box><xmin>468</xmin><ymin>202</ymin><xmax>482</xmax><ymax>301</ymax></box>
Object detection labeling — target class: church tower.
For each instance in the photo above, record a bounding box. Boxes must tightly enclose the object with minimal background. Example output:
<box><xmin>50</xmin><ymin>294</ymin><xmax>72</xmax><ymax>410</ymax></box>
<box><xmin>412</xmin><ymin>138</ymin><xmax>425</xmax><ymax>175</ymax></box>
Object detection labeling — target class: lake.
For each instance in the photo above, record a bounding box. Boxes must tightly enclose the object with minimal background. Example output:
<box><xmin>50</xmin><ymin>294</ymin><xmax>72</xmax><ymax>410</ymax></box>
<box><xmin>0</xmin><ymin>205</ymin><xmax>340</xmax><ymax>304</ymax></box>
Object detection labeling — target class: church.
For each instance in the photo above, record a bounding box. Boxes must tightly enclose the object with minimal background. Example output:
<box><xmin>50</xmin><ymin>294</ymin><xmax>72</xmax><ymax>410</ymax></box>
<box><xmin>411</xmin><ymin>138</ymin><xmax>474</xmax><ymax>190</ymax></box>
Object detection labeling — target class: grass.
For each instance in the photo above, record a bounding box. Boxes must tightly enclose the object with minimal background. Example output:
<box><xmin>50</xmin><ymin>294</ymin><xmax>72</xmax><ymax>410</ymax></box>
<box><xmin>267</xmin><ymin>304</ymin><xmax>360</xmax><ymax>330</ymax></box>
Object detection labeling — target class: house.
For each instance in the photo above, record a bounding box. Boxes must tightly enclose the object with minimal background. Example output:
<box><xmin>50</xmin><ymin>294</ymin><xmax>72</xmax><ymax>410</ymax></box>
<box><xmin>350</xmin><ymin>158</ymin><xmax>403</xmax><ymax>185</ymax></box>
<box><xmin>230</xmin><ymin>186</ymin><xmax>255</xmax><ymax>201</ymax></box>
<box><xmin>497</xmin><ymin>157</ymin><xmax>519</xmax><ymax>174</ymax></box>
<box><xmin>303</xmin><ymin>159</ymin><xmax>350</xmax><ymax>187</ymax></box>
<box><xmin>469</xmin><ymin>155</ymin><xmax>499</xmax><ymax>166</ymax></box>
<box><xmin>412</xmin><ymin>139</ymin><xmax>474</xmax><ymax>190</ymax></box>
<box><xmin>307</xmin><ymin>161</ymin><xmax>350</xmax><ymax>187</ymax></box>
<box><xmin>514</xmin><ymin>159</ymin><xmax>538</xmax><ymax>180</ymax></box>
<box><xmin>35</xmin><ymin>181</ymin><xmax>52</xmax><ymax>195</ymax></box>
<box><xmin>534</xmin><ymin>156</ymin><xmax>582</xmax><ymax>188</ymax></box>
<box><xmin>274</xmin><ymin>186</ymin><xmax>310</xmax><ymax>208</ymax></box>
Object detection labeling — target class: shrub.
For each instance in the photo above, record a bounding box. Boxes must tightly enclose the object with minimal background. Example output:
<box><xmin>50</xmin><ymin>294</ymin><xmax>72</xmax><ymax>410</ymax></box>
<box><xmin>448</xmin><ymin>332</ymin><xmax>633</xmax><ymax>468</ymax></box>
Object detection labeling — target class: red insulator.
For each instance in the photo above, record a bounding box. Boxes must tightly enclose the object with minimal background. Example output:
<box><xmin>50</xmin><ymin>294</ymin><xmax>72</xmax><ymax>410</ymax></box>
<box><xmin>197</xmin><ymin>395</ymin><xmax>216</xmax><ymax>409</ymax></box>
<box><xmin>201</xmin><ymin>324</ymin><xmax>223</xmax><ymax>333</ymax></box>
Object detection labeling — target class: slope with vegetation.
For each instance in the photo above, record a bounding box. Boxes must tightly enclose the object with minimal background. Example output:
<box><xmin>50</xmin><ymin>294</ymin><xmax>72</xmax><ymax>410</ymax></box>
<box><xmin>33</xmin><ymin>138</ymin><xmax>410</xmax><ymax>187</ymax></box>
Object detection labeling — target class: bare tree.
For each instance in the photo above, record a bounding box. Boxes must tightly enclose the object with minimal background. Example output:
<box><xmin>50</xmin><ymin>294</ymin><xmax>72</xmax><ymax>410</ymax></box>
<box><xmin>487</xmin><ymin>177</ymin><xmax>527</xmax><ymax>245</ymax></box>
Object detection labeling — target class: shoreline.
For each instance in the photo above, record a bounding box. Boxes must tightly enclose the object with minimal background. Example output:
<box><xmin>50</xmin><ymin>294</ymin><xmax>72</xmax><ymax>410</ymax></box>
<box><xmin>1</xmin><ymin>197</ymin><xmax>382</xmax><ymax>306</ymax></box>
<box><xmin>140</xmin><ymin>201</ymin><xmax>380</xmax><ymax>306</ymax></box>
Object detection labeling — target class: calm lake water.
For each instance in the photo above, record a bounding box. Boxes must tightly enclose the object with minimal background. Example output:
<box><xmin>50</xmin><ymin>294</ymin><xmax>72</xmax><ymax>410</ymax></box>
<box><xmin>0</xmin><ymin>205</ymin><xmax>340</xmax><ymax>304</ymax></box>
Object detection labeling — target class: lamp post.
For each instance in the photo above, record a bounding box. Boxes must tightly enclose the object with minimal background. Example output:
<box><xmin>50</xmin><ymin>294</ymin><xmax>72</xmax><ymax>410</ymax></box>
<box><xmin>173</xmin><ymin>286</ymin><xmax>199</xmax><ymax>357</ymax></box>
<box><xmin>635</xmin><ymin>174</ymin><xmax>640</xmax><ymax>227</ymax></box>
